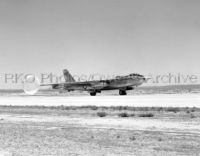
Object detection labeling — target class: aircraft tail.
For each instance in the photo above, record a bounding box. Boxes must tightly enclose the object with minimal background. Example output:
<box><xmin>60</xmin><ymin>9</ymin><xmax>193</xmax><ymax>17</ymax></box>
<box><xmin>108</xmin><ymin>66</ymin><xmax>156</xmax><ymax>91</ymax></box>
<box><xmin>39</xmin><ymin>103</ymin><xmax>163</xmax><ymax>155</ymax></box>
<box><xmin>63</xmin><ymin>69</ymin><xmax>76</xmax><ymax>82</ymax></box>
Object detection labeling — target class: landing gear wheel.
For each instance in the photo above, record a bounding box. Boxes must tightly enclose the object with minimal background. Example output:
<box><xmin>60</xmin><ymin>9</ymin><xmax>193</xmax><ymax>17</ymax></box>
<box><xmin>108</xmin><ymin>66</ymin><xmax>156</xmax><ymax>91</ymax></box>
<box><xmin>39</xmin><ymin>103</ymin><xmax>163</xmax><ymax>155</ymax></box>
<box><xmin>90</xmin><ymin>92</ymin><xmax>96</xmax><ymax>96</ymax></box>
<box><xmin>119</xmin><ymin>90</ymin><xmax>127</xmax><ymax>95</ymax></box>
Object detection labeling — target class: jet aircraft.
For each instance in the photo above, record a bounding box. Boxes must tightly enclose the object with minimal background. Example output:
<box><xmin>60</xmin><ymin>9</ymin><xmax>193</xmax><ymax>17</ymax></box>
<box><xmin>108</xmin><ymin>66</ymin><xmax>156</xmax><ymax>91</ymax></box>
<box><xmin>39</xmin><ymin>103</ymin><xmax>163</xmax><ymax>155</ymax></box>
<box><xmin>40</xmin><ymin>69</ymin><xmax>148</xmax><ymax>96</ymax></box>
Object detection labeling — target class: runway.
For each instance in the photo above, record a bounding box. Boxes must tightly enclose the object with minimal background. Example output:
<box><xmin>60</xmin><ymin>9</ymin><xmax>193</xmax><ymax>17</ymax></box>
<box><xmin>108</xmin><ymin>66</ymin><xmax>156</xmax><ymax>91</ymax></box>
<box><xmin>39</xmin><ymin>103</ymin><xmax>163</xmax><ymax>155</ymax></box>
<box><xmin>1</xmin><ymin>93</ymin><xmax>200</xmax><ymax>107</ymax></box>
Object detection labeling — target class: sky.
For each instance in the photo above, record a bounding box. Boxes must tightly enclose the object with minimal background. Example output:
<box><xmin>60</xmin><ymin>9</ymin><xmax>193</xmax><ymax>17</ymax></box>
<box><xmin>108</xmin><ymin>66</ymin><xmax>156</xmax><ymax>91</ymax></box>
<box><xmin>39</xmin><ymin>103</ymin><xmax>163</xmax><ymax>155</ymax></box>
<box><xmin>0</xmin><ymin>0</ymin><xmax>200</xmax><ymax>87</ymax></box>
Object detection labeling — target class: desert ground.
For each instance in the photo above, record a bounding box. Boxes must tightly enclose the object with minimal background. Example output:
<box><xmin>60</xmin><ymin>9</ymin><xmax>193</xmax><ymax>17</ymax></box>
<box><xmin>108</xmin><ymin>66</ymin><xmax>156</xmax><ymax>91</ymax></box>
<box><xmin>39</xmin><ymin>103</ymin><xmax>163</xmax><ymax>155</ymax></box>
<box><xmin>0</xmin><ymin>86</ymin><xmax>200</xmax><ymax>156</ymax></box>
<box><xmin>0</xmin><ymin>105</ymin><xmax>199</xmax><ymax>156</ymax></box>
<box><xmin>1</xmin><ymin>94</ymin><xmax>200</xmax><ymax>108</ymax></box>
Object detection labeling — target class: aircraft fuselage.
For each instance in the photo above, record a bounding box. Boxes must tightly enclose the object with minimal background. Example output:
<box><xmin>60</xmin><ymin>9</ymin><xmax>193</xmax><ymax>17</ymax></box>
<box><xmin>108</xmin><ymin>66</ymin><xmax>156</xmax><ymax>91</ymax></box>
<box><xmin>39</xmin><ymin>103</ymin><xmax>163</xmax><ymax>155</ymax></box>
<box><xmin>62</xmin><ymin>74</ymin><xmax>146</xmax><ymax>95</ymax></box>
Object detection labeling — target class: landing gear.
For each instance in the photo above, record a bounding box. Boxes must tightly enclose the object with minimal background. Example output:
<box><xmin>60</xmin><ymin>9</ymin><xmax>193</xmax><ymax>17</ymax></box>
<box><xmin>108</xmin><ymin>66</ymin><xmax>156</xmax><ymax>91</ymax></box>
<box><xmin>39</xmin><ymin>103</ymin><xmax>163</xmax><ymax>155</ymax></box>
<box><xmin>119</xmin><ymin>90</ymin><xmax>127</xmax><ymax>95</ymax></box>
<box><xmin>90</xmin><ymin>92</ymin><xmax>96</xmax><ymax>96</ymax></box>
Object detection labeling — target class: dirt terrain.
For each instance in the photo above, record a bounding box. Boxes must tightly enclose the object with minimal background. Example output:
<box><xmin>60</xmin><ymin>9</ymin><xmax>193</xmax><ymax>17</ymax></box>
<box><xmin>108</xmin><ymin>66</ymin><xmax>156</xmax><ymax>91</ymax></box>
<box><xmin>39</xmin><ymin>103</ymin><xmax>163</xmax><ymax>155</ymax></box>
<box><xmin>0</xmin><ymin>106</ymin><xmax>199</xmax><ymax>156</ymax></box>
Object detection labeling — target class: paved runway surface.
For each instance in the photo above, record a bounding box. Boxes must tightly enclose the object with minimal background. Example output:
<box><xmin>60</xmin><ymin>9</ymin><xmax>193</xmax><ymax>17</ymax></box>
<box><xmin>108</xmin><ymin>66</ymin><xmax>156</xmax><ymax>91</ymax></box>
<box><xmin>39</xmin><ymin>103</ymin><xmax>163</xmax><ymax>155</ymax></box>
<box><xmin>1</xmin><ymin>93</ymin><xmax>200</xmax><ymax>107</ymax></box>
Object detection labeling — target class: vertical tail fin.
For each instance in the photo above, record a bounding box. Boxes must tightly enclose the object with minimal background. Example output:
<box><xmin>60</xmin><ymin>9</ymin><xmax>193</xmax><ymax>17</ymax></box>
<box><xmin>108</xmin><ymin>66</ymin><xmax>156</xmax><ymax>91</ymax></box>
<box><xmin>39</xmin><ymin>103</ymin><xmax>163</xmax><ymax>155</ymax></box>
<box><xmin>63</xmin><ymin>69</ymin><xmax>75</xmax><ymax>82</ymax></box>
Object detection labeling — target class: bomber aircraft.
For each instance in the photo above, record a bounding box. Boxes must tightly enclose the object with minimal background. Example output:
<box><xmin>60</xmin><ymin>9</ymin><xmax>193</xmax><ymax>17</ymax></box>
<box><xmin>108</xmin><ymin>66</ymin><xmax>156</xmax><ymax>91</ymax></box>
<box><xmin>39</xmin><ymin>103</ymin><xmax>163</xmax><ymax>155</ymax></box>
<box><xmin>39</xmin><ymin>69</ymin><xmax>148</xmax><ymax>96</ymax></box>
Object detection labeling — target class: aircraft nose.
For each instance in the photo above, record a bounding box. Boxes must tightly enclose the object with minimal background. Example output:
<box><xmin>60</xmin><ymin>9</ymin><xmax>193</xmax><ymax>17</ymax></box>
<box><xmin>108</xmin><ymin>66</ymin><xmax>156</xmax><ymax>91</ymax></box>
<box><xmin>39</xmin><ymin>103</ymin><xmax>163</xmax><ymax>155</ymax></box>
<box><xmin>143</xmin><ymin>77</ymin><xmax>151</xmax><ymax>82</ymax></box>
<box><xmin>138</xmin><ymin>76</ymin><xmax>150</xmax><ymax>83</ymax></box>
<box><xmin>137</xmin><ymin>76</ymin><xmax>146</xmax><ymax>82</ymax></box>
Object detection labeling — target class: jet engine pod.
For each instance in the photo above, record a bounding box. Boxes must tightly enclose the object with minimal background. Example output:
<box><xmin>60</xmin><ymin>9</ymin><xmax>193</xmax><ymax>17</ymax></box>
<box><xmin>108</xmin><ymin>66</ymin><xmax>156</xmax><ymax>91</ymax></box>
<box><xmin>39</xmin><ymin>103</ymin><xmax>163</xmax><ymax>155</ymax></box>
<box><xmin>23</xmin><ymin>75</ymin><xmax>40</xmax><ymax>95</ymax></box>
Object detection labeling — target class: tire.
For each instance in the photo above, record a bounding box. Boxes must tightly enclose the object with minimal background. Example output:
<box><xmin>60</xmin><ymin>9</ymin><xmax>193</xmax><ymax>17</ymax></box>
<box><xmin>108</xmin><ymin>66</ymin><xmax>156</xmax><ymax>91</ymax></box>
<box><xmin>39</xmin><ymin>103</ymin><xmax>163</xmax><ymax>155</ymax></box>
<box><xmin>90</xmin><ymin>92</ymin><xmax>96</xmax><ymax>96</ymax></box>
<box><xmin>119</xmin><ymin>90</ymin><xmax>127</xmax><ymax>95</ymax></box>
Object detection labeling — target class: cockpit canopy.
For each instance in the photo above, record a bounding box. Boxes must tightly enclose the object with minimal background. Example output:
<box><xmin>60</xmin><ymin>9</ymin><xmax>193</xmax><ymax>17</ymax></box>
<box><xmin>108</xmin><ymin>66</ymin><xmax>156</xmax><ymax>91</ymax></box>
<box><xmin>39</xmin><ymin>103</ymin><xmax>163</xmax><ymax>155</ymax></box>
<box><xmin>115</xmin><ymin>73</ymin><xmax>144</xmax><ymax>79</ymax></box>
<box><xmin>129</xmin><ymin>73</ymin><xmax>144</xmax><ymax>77</ymax></box>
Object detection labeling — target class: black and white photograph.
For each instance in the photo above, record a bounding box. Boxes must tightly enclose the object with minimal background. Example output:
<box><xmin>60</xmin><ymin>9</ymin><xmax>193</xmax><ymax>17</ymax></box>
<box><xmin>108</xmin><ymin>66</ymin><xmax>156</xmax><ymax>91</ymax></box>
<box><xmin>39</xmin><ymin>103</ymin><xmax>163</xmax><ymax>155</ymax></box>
<box><xmin>0</xmin><ymin>0</ymin><xmax>200</xmax><ymax>155</ymax></box>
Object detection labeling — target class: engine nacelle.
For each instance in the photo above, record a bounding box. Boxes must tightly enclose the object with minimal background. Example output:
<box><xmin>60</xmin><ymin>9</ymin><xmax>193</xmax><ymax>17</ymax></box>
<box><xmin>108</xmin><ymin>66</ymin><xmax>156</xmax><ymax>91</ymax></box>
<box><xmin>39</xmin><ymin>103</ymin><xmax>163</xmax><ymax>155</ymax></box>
<box><xmin>52</xmin><ymin>84</ymin><xmax>60</xmax><ymax>89</ymax></box>
<box><xmin>126</xmin><ymin>86</ymin><xmax>134</xmax><ymax>90</ymax></box>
